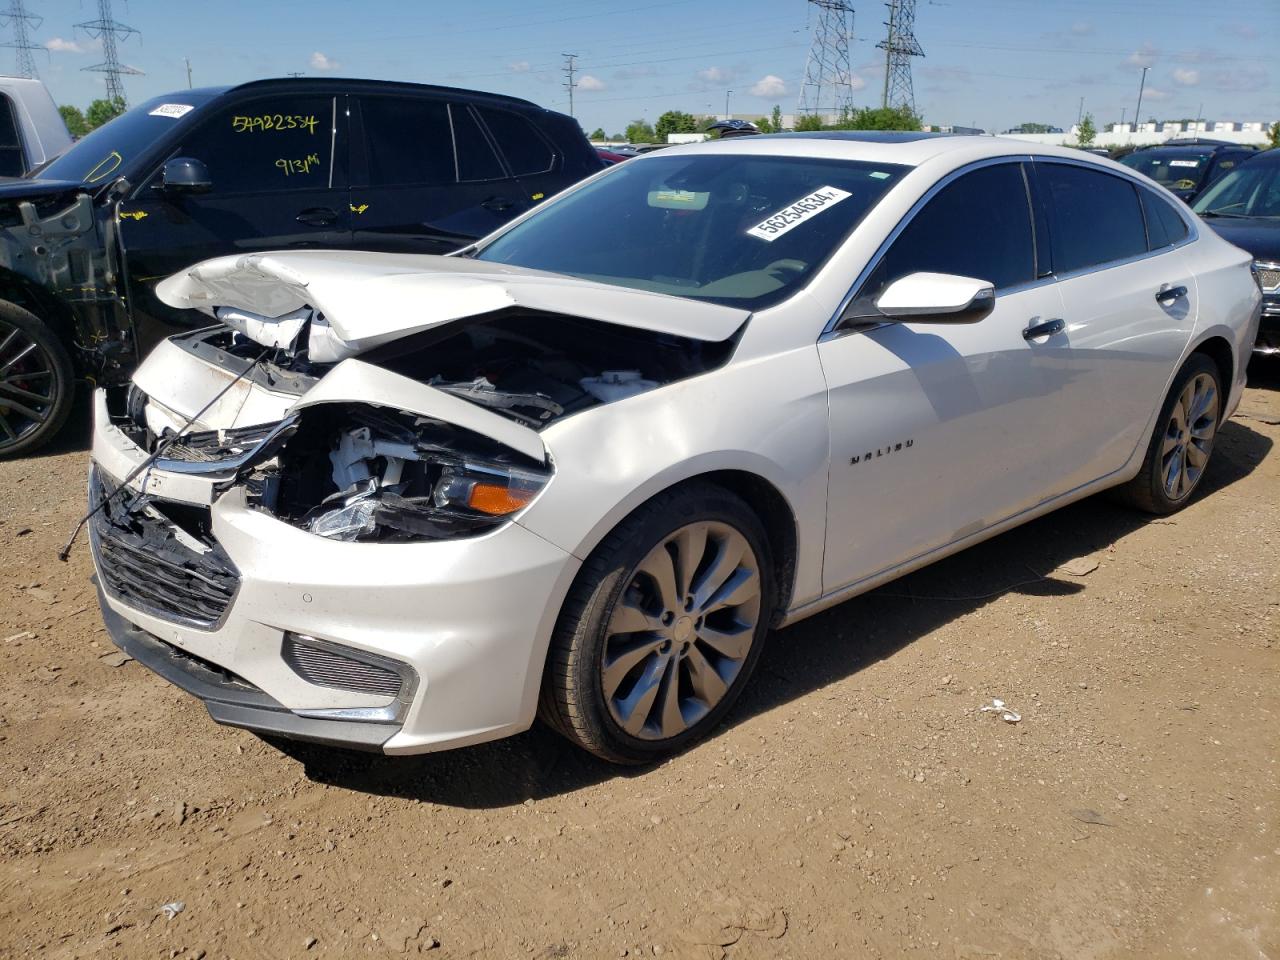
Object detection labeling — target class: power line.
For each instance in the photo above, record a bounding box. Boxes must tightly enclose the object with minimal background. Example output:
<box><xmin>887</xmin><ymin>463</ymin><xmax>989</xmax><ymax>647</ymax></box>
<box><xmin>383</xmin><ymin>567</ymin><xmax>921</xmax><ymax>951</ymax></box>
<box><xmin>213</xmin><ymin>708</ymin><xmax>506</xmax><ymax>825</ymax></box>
<box><xmin>798</xmin><ymin>0</ymin><xmax>856</xmax><ymax>120</ymax></box>
<box><xmin>76</xmin><ymin>0</ymin><xmax>143</xmax><ymax>106</ymax></box>
<box><xmin>562</xmin><ymin>52</ymin><xmax>579</xmax><ymax>118</ymax></box>
<box><xmin>0</xmin><ymin>0</ymin><xmax>44</xmax><ymax>79</ymax></box>
<box><xmin>879</xmin><ymin>0</ymin><xmax>924</xmax><ymax>114</ymax></box>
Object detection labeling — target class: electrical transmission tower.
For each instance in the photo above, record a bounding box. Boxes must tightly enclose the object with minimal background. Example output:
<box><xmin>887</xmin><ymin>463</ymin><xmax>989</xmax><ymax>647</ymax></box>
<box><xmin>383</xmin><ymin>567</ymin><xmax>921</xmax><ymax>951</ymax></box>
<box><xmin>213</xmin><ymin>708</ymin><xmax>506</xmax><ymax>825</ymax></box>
<box><xmin>878</xmin><ymin>0</ymin><xmax>924</xmax><ymax>115</ymax></box>
<box><xmin>797</xmin><ymin>0</ymin><xmax>856</xmax><ymax>121</ymax></box>
<box><xmin>76</xmin><ymin>0</ymin><xmax>143</xmax><ymax>106</ymax></box>
<box><xmin>0</xmin><ymin>0</ymin><xmax>44</xmax><ymax>79</ymax></box>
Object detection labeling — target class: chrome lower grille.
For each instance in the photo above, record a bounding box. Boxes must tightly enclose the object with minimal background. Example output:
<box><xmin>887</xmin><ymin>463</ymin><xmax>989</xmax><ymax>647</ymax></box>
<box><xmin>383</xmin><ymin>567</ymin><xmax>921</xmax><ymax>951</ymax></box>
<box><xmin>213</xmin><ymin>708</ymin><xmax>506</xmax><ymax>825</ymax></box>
<box><xmin>282</xmin><ymin>634</ymin><xmax>408</xmax><ymax>698</ymax></box>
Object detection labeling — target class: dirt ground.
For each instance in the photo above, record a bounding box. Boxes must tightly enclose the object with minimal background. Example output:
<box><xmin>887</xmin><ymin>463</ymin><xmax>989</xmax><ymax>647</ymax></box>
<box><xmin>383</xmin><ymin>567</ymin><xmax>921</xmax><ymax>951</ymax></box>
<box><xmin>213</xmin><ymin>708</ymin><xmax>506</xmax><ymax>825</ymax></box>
<box><xmin>1</xmin><ymin>364</ymin><xmax>1277</xmax><ymax>960</ymax></box>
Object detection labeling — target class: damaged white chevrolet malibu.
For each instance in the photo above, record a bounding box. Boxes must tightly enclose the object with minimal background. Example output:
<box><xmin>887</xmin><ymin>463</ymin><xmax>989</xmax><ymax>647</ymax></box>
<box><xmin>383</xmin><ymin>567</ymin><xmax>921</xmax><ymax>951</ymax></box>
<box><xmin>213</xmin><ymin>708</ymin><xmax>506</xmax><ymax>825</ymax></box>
<box><xmin>85</xmin><ymin>133</ymin><xmax>1261</xmax><ymax>763</ymax></box>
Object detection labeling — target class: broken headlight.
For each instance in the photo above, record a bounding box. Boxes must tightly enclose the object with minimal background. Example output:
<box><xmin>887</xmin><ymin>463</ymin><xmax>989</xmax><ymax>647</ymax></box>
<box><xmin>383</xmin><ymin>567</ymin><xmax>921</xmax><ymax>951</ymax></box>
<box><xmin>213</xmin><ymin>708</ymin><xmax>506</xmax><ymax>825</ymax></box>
<box><xmin>254</xmin><ymin>405</ymin><xmax>550</xmax><ymax>543</ymax></box>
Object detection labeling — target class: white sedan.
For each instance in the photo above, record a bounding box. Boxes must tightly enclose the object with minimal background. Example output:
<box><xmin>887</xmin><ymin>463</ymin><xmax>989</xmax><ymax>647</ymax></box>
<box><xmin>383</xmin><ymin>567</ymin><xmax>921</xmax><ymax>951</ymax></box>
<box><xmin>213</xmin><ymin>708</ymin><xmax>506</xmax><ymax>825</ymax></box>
<box><xmin>87</xmin><ymin>133</ymin><xmax>1261</xmax><ymax>763</ymax></box>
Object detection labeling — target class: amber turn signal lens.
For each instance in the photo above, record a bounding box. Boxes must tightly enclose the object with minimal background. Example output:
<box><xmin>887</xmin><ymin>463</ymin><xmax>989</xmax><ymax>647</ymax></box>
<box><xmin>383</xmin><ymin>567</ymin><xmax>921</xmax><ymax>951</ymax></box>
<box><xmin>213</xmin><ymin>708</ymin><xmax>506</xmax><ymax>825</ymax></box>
<box><xmin>466</xmin><ymin>481</ymin><xmax>537</xmax><ymax>516</ymax></box>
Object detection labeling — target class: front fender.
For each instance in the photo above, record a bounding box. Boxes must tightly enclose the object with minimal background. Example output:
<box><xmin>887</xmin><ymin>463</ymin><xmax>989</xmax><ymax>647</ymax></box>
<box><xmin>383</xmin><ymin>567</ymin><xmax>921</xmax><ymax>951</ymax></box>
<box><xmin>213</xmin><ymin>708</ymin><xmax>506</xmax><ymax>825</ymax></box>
<box><xmin>516</xmin><ymin>344</ymin><xmax>830</xmax><ymax>610</ymax></box>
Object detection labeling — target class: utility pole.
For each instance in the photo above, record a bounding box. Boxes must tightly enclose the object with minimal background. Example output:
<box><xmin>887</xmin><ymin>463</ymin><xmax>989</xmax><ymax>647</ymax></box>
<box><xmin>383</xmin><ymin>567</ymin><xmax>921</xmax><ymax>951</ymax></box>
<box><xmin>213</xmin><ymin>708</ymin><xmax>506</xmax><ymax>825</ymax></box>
<box><xmin>798</xmin><ymin>0</ymin><xmax>856</xmax><ymax>121</ymax></box>
<box><xmin>184</xmin><ymin>57</ymin><xmax>193</xmax><ymax>89</ymax></box>
<box><xmin>879</xmin><ymin>0</ymin><xmax>925</xmax><ymax>115</ymax></box>
<box><xmin>1077</xmin><ymin>97</ymin><xmax>1084</xmax><ymax>125</ymax></box>
<box><xmin>1133</xmin><ymin>65</ymin><xmax>1149</xmax><ymax>134</ymax></box>
<box><xmin>0</xmin><ymin>0</ymin><xmax>44</xmax><ymax>79</ymax></box>
<box><xmin>1120</xmin><ymin>106</ymin><xmax>1126</xmax><ymax>133</ymax></box>
<box><xmin>562</xmin><ymin>53</ymin><xmax>579</xmax><ymax>118</ymax></box>
<box><xmin>725</xmin><ymin>89</ymin><xmax>732</xmax><ymax>119</ymax></box>
<box><xmin>76</xmin><ymin>0</ymin><xmax>143</xmax><ymax>106</ymax></box>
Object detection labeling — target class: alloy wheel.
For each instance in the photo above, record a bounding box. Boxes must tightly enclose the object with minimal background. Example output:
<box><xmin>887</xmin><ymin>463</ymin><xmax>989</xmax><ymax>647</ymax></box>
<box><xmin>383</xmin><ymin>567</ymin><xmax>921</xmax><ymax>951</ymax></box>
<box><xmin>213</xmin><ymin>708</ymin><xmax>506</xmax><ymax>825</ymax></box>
<box><xmin>0</xmin><ymin>319</ymin><xmax>60</xmax><ymax>452</ymax></box>
<box><xmin>1161</xmin><ymin>371</ymin><xmax>1218</xmax><ymax>501</ymax></box>
<box><xmin>601</xmin><ymin>521</ymin><xmax>762</xmax><ymax>741</ymax></box>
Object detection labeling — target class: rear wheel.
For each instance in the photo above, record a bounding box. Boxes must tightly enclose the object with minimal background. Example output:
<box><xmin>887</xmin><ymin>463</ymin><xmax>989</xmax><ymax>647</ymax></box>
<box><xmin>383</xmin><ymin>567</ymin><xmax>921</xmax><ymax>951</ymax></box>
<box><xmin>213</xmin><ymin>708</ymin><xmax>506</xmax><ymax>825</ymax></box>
<box><xmin>0</xmin><ymin>301</ymin><xmax>75</xmax><ymax>459</ymax></box>
<box><xmin>1118</xmin><ymin>353</ymin><xmax>1222</xmax><ymax>514</ymax></box>
<box><xmin>540</xmin><ymin>483</ymin><xmax>774</xmax><ymax>764</ymax></box>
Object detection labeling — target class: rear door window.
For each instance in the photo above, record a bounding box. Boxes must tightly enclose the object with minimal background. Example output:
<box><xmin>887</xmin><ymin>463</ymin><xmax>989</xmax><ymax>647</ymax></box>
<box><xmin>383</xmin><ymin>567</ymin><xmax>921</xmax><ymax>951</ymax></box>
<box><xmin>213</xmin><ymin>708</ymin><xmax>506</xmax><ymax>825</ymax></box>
<box><xmin>862</xmin><ymin>162</ymin><xmax>1036</xmax><ymax>296</ymax></box>
<box><xmin>1139</xmin><ymin>188</ymin><xmax>1189</xmax><ymax>250</ymax></box>
<box><xmin>476</xmin><ymin>107</ymin><xmax>555</xmax><ymax>176</ymax></box>
<box><xmin>451</xmin><ymin>105</ymin><xmax>506</xmax><ymax>182</ymax></box>
<box><xmin>179</xmin><ymin>96</ymin><xmax>338</xmax><ymax>194</ymax></box>
<box><xmin>356</xmin><ymin>97</ymin><xmax>454</xmax><ymax>186</ymax></box>
<box><xmin>0</xmin><ymin>94</ymin><xmax>25</xmax><ymax>177</ymax></box>
<box><xmin>1037</xmin><ymin>163</ymin><xmax>1148</xmax><ymax>274</ymax></box>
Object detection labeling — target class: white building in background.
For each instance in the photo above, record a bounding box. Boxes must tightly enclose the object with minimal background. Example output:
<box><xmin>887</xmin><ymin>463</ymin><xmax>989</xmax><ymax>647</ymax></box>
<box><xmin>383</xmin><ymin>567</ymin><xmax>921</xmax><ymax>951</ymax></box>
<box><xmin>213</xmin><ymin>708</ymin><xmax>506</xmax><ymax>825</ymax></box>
<box><xmin>1002</xmin><ymin>119</ymin><xmax>1275</xmax><ymax>148</ymax></box>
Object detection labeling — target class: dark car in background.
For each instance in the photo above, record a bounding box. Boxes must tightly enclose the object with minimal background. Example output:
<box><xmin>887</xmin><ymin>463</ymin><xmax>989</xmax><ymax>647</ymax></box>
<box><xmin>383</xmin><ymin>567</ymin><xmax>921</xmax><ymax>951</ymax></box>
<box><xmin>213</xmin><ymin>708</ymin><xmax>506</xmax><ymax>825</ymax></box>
<box><xmin>0</xmin><ymin>78</ymin><xmax>600</xmax><ymax>457</ymax></box>
<box><xmin>1118</xmin><ymin>139</ymin><xmax>1256</xmax><ymax>204</ymax></box>
<box><xmin>1192</xmin><ymin>148</ymin><xmax>1280</xmax><ymax>356</ymax></box>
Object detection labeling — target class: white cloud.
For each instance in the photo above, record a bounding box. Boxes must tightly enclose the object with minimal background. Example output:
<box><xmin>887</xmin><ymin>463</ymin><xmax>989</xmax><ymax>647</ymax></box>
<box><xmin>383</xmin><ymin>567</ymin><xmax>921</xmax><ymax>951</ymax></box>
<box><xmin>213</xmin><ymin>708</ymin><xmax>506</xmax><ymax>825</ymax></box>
<box><xmin>1143</xmin><ymin>87</ymin><xmax>1170</xmax><ymax>102</ymax></box>
<box><xmin>45</xmin><ymin>37</ymin><xmax>85</xmax><ymax>53</ymax></box>
<box><xmin>749</xmin><ymin>74</ymin><xmax>788</xmax><ymax>98</ymax></box>
<box><xmin>509</xmin><ymin>60</ymin><xmax>531</xmax><ymax>73</ymax></box>
<box><xmin>1172</xmin><ymin>67</ymin><xmax>1199</xmax><ymax>86</ymax></box>
<box><xmin>1070</xmin><ymin>21</ymin><xmax>1094</xmax><ymax>36</ymax></box>
<box><xmin>697</xmin><ymin>66</ymin><xmax>731</xmax><ymax>84</ymax></box>
<box><xmin>578</xmin><ymin>74</ymin><xmax>605</xmax><ymax>92</ymax></box>
<box><xmin>310</xmin><ymin>51</ymin><xmax>339</xmax><ymax>71</ymax></box>
<box><xmin>1125</xmin><ymin>43</ymin><xmax>1158</xmax><ymax>69</ymax></box>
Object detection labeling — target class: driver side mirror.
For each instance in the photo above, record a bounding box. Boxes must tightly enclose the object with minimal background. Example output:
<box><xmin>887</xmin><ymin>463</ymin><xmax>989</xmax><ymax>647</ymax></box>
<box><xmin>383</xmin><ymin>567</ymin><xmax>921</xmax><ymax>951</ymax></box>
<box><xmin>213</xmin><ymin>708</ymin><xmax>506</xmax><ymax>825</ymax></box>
<box><xmin>158</xmin><ymin>157</ymin><xmax>212</xmax><ymax>194</ymax></box>
<box><xmin>874</xmin><ymin>272</ymin><xmax>996</xmax><ymax>324</ymax></box>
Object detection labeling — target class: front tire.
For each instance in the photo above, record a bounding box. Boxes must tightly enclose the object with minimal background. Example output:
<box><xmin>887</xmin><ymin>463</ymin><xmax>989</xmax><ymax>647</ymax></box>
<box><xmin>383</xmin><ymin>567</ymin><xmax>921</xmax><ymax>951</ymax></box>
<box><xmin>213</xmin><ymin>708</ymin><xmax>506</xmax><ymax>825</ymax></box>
<box><xmin>0</xmin><ymin>301</ymin><xmax>75</xmax><ymax>459</ymax></box>
<box><xmin>1119</xmin><ymin>353</ymin><xmax>1222</xmax><ymax>514</ymax></box>
<box><xmin>540</xmin><ymin>482</ymin><xmax>774</xmax><ymax>764</ymax></box>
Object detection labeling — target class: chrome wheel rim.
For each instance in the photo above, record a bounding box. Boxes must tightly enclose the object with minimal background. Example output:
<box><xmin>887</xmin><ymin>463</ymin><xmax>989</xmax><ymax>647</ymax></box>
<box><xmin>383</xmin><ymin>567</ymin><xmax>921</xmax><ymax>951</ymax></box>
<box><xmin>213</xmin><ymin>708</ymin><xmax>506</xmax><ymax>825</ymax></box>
<box><xmin>1162</xmin><ymin>372</ymin><xmax>1218</xmax><ymax>501</ymax></box>
<box><xmin>0</xmin><ymin>320</ymin><xmax>58</xmax><ymax>451</ymax></box>
<box><xmin>602</xmin><ymin>521</ymin><xmax>761</xmax><ymax>741</ymax></box>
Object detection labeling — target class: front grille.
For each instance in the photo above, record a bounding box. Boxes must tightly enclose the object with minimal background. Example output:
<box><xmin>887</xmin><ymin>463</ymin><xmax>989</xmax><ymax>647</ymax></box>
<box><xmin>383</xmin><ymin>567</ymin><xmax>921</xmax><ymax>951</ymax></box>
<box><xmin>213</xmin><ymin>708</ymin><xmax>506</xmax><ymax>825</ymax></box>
<box><xmin>163</xmin><ymin>421</ymin><xmax>282</xmax><ymax>463</ymax></box>
<box><xmin>1255</xmin><ymin>263</ymin><xmax>1280</xmax><ymax>294</ymax></box>
<box><xmin>282</xmin><ymin>634</ymin><xmax>406</xmax><ymax>698</ymax></box>
<box><xmin>89</xmin><ymin>468</ymin><xmax>239</xmax><ymax>627</ymax></box>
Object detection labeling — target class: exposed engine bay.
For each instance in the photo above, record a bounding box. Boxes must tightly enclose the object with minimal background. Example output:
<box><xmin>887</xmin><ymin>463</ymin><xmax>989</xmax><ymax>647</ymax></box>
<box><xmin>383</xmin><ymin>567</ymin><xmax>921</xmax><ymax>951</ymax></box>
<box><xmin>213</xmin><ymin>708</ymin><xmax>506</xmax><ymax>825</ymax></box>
<box><xmin>108</xmin><ymin>309</ymin><xmax>738</xmax><ymax>543</ymax></box>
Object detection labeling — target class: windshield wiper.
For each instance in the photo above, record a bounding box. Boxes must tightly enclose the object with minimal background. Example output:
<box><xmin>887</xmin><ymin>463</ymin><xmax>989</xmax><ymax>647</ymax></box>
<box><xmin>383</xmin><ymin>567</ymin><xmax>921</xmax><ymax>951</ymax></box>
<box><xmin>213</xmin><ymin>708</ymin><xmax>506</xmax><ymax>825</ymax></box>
<box><xmin>1198</xmin><ymin>210</ymin><xmax>1249</xmax><ymax>219</ymax></box>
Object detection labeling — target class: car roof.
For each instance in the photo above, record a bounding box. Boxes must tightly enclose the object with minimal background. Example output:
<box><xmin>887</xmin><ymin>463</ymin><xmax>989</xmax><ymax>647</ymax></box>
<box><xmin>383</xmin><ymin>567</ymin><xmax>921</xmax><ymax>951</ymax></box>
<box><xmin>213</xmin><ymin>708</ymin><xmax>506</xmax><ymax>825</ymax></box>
<box><xmin>1133</xmin><ymin>140</ymin><xmax>1247</xmax><ymax>154</ymax></box>
<box><xmin>644</xmin><ymin>132</ymin><xmax>1126</xmax><ymax>170</ymax></box>
<box><xmin>216</xmin><ymin>76</ymin><xmax>543</xmax><ymax>111</ymax></box>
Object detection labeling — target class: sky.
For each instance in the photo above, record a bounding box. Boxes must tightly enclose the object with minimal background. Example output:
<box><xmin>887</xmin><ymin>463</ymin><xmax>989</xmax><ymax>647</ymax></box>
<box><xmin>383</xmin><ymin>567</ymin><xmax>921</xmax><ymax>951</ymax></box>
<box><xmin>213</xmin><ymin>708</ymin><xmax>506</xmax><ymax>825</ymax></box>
<box><xmin>14</xmin><ymin>0</ymin><xmax>1279</xmax><ymax>135</ymax></box>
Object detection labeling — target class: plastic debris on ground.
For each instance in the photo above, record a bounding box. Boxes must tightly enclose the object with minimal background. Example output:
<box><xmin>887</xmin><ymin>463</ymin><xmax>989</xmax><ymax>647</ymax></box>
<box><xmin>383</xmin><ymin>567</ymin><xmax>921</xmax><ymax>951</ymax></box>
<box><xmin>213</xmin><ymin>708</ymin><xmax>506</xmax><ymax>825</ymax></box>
<box><xmin>979</xmin><ymin>698</ymin><xmax>1021</xmax><ymax>723</ymax></box>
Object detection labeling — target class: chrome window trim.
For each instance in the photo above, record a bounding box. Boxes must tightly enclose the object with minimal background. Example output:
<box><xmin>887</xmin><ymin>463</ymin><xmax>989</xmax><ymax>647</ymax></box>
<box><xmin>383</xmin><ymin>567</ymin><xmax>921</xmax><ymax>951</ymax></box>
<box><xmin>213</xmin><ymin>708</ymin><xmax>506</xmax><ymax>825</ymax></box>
<box><xmin>819</xmin><ymin>153</ymin><xmax>1201</xmax><ymax>344</ymax></box>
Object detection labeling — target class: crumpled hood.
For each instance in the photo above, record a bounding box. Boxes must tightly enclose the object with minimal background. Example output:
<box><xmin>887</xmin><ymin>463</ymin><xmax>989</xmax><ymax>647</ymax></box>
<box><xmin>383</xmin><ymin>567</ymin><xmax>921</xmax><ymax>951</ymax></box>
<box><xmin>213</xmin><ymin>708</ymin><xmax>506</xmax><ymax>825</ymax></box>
<box><xmin>156</xmin><ymin>250</ymin><xmax>750</xmax><ymax>359</ymax></box>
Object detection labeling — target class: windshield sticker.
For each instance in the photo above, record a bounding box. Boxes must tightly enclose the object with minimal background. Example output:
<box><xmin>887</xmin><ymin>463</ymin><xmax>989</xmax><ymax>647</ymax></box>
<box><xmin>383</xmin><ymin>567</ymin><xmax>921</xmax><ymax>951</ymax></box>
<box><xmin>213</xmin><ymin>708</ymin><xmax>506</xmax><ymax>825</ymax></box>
<box><xmin>648</xmin><ymin>188</ymin><xmax>710</xmax><ymax>211</ymax></box>
<box><xmin>149</xmin><ymin>103</ymin><xmax>194</xmax><ymax>119</ymax></box>
<box><xmin>1168</xmin><ymin>159</ymin><xmax>1201</xmax><ymax>167</ymax></box>
<box><xmin>747</xmin><ymin>186</ymin><xmax>852</xmax><ymax>242</ymax></box>
<box><xmin>869</xmin><ymin>171</ymin><xmax>891</xmax><ymax>180</ymax></box>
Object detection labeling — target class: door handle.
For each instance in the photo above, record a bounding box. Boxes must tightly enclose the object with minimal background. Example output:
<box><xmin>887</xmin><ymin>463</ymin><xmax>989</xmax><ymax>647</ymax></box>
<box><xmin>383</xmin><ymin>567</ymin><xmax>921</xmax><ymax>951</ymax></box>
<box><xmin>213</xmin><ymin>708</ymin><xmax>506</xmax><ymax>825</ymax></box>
<box><xmin>1023</xmin><ymin>318</ymin><xmax>1065</xmax><ymax>340</ymax></box>
<box><xmin>481</xmin><ymin>196</ymin><xmax>515</xmax><ymax>212</ymax></box>
<box><xmin>296</xmin><ymin>207</ymin><xmax>338</xmax><ymax>227</ymax></box>
<box><xmin>1155</xmin><ymin>284</ymin><xmax>1188</xmax><ymax>306</ymax></box>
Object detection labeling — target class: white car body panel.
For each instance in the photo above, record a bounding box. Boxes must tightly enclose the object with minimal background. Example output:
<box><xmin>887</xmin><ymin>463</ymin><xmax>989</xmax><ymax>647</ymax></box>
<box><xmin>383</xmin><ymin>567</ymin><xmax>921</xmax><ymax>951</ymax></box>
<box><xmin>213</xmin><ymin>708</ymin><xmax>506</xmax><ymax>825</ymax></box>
<box><xmin>86</xmin><ymin>134</ymin><xmax>1261</xmax><ymax>754</ymax></box>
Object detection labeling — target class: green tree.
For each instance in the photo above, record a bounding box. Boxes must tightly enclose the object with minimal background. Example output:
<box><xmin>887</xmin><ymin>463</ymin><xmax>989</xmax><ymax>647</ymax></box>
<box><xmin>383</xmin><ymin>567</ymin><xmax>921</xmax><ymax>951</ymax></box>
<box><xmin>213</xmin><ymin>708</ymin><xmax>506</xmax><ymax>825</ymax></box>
<box><xmin>624</xmin><ymin>119</ymin><xmax>655</xmax><ymax>143</ymax></box>
<box><xmin>654</xmin><ymin>110</ymin><xmax>699</xmax><ymax>142</ymax></box>
<box><xmin>770</xmin><ymin>104</ymin><xmax>783</xmax><ymax>133</ymax></box>
<box><xmin>830</xmin><ymin>105</ymin><xmax>922</xmax><ymax>131</ymax></box>
<box><xmin>609</xmin><ymin>132</ymin><xmax>623</xmax><ymax>141</ymax></box>
<box><xmin>58</xmin><ymin>105</ymin><xmax>89</xmax><ymax>138</ymax></box>
<box><xmin>1269</xmin><ymin>121</ymin><xmax>1280</xmax><ymax>150</ymax></box>
<box><xmin>85</xmin><ymin>97</ymin><xmax>126</xmax><ymax>130</ymax></box>
<box><xmin>794</xmin><ymin>113</ymin><xmax>824</xmax><ymax>132</ymax></box>
<box><xmin>1075</xmin><ymin>113</ymin><xmax>1097</xmax><ymax>148</ymax></box>
<box><xmin>588</xmin><ymin>127</ymin><xmax>606</xmax><ymax>141</ymax></box>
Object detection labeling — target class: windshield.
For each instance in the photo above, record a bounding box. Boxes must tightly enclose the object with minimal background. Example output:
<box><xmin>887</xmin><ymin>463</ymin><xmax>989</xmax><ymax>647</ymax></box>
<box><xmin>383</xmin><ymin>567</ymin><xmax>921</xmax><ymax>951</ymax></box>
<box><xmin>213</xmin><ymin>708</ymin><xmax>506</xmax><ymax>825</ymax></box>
<box><xmin>1118</xmin><ymin>151</ymin><xmax>1210</xmax><ymax>189</ymax></box>
<box><xmin>1192</xmin><ymin>160</ymin><xmax>1280</xmax><ymax>219</ymax></box>
<box><xmin>475</xmin><ymin>153</ymin><xmax>908</xmax><ymax>309</ymax></box>
<box><xmin>34</xmin><ymin>94</ymin><xmax>215</xmax><ymax>184</ymax></box>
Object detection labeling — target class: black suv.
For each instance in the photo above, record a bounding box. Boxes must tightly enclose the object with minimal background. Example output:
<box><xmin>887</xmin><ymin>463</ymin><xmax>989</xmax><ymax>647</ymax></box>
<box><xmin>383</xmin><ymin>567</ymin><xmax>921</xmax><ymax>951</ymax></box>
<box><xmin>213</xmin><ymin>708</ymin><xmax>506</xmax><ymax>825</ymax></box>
<box><xmin>1117</xmin><ymin>138</ymin><xmax>1256</xmax><ymax>204</ymax></box>
<box><xmin>0</xmin><ymin>78</ymin><xmax>600</xmax><ymax>456</ymax></box>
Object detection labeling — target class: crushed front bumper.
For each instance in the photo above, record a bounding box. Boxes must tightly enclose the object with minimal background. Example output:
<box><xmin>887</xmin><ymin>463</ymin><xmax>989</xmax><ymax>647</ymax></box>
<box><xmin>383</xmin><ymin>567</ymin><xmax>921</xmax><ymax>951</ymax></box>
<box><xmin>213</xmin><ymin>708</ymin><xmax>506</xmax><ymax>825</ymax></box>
<box><xmin>89</xmin><ymin>393</ymin><xmax>581</xmax><ymax>755</ymax></box>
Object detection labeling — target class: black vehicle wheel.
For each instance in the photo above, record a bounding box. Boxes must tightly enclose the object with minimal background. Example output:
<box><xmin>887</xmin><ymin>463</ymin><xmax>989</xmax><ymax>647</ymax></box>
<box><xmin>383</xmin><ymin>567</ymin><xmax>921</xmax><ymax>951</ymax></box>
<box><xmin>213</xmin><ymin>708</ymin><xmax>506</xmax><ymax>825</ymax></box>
<box><xmin>0</xmin><ymin>301</ymin><xmax>75</xmax><ymax>459</ymax></box>
<box><xmin>1118</xmin><ymin>353</ymin><xmax>1222</xmax><ymax>515</ymax></box>
<box><xmin>539</xmin><ymin>482</ymin><xmax>775</xmax><ymax>765</ymax></box>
